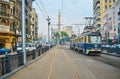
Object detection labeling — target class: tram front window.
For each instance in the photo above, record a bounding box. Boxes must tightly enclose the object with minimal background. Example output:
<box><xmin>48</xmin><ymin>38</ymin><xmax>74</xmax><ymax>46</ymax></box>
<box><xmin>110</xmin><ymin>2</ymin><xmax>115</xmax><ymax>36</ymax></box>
<box><xmin>90</xmin><ymin>36</ymin><xmax>101</xmax><ymax>43</ymax></box>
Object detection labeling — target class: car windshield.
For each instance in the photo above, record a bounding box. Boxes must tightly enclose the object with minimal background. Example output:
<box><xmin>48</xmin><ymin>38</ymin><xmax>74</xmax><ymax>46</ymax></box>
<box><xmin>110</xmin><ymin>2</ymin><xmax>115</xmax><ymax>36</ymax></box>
<box><xmin>17</xmin><ymin>44</ymin><xmax>29</xmax><ymax>47</ymax></box>
<box><xmin>17</xmin><ymin>44</ymin><xmax>22</xmax><ymax>47</ymax></box>
<box><xmin>90</xmin><ymin>36</ymin><xmax>101</xmax><ymax>43</ymax></box>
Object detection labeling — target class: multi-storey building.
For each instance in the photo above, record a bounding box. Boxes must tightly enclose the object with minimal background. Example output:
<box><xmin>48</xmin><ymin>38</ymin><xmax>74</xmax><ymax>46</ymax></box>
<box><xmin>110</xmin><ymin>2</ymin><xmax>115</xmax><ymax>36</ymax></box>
<box><xmin>25</xmin><ymin>0</ymin><xmax>34</xmax><ymax>42</ymax></box>
<box><xmin>102</xmin><ymin>0</ymin><xmax>120</xmax><ymax>44</ymax></box>
<box><xmin>0</xmin><ymin>0</ymin><xmax>35</xmax><ymax>51</ymax></box>
<box><xmin>0</xmin><ymin>0</ymin><xmax>12</xmax><ymax>49</ymax></box>
<box><xmin>31</xmin><ymin>8</ymin><xmax>38</xmax><ymax>42</ymax></box>
<box><xmin>93</xmin><ymin>0</ymin><xmax>100</xmax><ymax>31</ymax></box>
<box><xmin>93</xmin><ymin>0</ymin><xmax>115</xmax><ymax>31</ymax></box>
<box><xmin>10</xmin><ymin>0</ymin><xmax>22</xmax><ymax>50</ymax></box>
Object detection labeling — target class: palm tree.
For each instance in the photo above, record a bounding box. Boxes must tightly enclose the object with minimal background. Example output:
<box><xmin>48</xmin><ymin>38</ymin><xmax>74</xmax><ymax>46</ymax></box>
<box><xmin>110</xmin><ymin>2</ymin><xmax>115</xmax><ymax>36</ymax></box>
<box><xmin>54</xmin><ymin>32</ymin><xmax>60</xmax><ymax>39</ymax></box>
<box><xmin>61</xmin><ymin>31</ymin><xmax>65</xmax><ymax>38</ymax></box>
<box><xmin>61</xmin><ymin>31</ymin><xmax>69</xmax><ymax>38</ymax></box>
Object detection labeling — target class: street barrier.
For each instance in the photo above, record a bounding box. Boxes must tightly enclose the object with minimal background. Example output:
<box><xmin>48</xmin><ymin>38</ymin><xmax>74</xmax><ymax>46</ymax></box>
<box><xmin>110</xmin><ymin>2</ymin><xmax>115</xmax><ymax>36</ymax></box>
<box><xmin>0</xmin><ymin>46</ymin><xmax>53</xmax><ymax>77</ymax></box>
<box><xmin>102</xmin><ymin>46</ymin><xmax>120</xmax><ymax>55</ymax></box>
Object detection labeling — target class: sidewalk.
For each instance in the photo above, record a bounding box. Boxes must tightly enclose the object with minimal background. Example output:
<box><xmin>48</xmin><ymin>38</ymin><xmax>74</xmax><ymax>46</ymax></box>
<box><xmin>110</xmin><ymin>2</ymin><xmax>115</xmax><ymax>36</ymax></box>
<box><xmin>7</xmin><ymin>47</ymin><xmax>55</xmax><ymax>79</ymax></box>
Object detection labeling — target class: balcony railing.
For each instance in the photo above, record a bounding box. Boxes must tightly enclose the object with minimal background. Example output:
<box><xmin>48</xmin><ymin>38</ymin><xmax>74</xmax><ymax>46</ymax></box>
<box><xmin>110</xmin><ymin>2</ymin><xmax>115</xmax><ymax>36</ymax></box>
<box><xmin>0</xmin><ymin>12</ymin><xmax>10</xmax><ymax>17</ymax></box>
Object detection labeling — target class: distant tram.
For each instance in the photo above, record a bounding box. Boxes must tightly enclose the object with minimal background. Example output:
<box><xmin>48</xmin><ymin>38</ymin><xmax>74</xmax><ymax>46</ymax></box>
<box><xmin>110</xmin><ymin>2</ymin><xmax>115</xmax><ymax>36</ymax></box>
<box><xmin>70</xmin><ymin>32</ymin><xmax>101</xmax><ymax>55</ymax></box>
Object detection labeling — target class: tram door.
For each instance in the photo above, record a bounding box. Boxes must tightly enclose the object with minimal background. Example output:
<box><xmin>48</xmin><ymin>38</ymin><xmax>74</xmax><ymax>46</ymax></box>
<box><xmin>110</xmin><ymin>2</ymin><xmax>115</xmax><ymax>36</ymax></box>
<box><xmin>0</xmin><ymin>40</ymin><xmax>4</xmax><ymax>48</ymax></box>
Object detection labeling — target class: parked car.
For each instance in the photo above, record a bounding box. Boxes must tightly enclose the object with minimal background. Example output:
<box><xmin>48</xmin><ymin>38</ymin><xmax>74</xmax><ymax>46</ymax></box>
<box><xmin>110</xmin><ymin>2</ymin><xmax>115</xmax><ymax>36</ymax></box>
<box><xmin>26</xmin><ymin>43</ymin><xmax>36</xmax><ymax>51</ymax></box>
<box><xmin>17</xmin><ymin>43</ymin><xmax>36</xmax><ymax>52</ymax></box>
<box><xmin>0</xmin><ymin>48</ymin><xmax>11</xmax><ymax>55</ymax></box>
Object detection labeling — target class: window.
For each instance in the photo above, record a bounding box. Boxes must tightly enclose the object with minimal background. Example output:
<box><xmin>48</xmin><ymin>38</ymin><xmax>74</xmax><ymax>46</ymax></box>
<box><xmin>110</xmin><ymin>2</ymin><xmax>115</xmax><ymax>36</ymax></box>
<box><xmin>109</xmin><ymin>5</ymin><xmax>111</xmax><ymax>8</ymax></box>
<box><xmin>1</xmin><ymin>5</ymin><xmax>6</xmax><ymax>13</ymax></box>
<box><xmin>109</xmin><ymin>0</ymin><xmax>111</xmax><ymax>2</ymax></box>
<box><xmin>118</xmin><ymin>23</ymin><xmax>120</xmax><ymax>34</ymax></box>
<box><xmin>32</xmin><ymin>18</ymin><xmax>34</xmax><ymax>21</ymax></box>
<box><xmin>105</xmin><ymin>5</ymin><xmax>107</xmax><ymax>9</ymax></box>
<box><xmin>105</xmin><ymin>0</ymin><xmax>107</xmax><ymax>3</ymax></box>
<box><xmin>11</xmin><ymin>8</ymin><xmax>13</xmax><ymax>14</ymax></box>
<box><xmin>90</xmin><ymin>36</ymin><xmax>101</xmax><ymax>43</ymax></box>
<box><xmin>118</xmin><ymin>15</ymin><xmax>120</xmax><ymax>20</ymax></box>
<box><xmin>0</xmin><ymin>19</ymin><xmax>6</xmax><ymax>25</ymax></box>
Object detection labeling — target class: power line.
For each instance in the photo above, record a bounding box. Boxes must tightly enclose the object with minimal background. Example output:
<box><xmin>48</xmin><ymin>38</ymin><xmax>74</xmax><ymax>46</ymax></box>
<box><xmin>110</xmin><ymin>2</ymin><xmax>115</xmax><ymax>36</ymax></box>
<box><xmin>35</xmin><ymin>1</ymin><xmax>47</xmax><ymax>18</ymax></box>
<box><xmin>39</xmin><ymin>0</ymin><xmax>48</xmax><ymax>16</ymax></box>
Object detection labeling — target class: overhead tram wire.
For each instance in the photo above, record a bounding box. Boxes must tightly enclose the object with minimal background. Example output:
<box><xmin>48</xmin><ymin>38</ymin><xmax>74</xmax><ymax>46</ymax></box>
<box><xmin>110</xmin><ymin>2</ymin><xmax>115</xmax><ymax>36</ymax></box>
<box><xmin>39</xmin><ymin>0</ymin><xmax>48</xmax><ymax>16</ymax></box>
<box><xmin>35</xmin><ymin>1</ymin><xmax>47</xmax><ymax>19</ymax></box>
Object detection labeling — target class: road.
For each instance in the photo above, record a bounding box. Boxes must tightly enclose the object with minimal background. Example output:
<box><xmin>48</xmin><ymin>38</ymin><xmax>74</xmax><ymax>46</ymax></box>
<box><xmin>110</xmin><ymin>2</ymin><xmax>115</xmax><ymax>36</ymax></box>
<box><xmin>8</xmin><ymin>46</ymin><xmax>120</xmax><ymax>79</ymax></box>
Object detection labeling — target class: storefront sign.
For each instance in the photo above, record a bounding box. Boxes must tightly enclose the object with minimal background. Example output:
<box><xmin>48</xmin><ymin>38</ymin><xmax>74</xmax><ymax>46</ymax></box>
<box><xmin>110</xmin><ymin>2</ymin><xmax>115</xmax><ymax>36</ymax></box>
<box><xmin>0</xmin><ymin>25</ymin><xmax>10</xmax><ymax>32</ymax></box>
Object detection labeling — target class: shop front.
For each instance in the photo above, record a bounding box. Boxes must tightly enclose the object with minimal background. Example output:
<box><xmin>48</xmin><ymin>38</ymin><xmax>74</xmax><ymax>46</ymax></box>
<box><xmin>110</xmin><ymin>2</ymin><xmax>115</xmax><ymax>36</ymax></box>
<box><xmin>0</xmin><ymin>32</ymin><xmax>15</xmax><ymax>51</ymax></box>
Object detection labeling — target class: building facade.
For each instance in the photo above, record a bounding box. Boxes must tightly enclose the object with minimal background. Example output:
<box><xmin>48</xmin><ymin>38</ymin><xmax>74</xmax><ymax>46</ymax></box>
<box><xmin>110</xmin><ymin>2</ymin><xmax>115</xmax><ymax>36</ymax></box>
<box><xmin>0</xmin><ymin>0</ymin><xmax>35</xmax><ymax>51</ymax></box>
<box><xmin>93</xmin><ymin>0</ymin><xmax>115</xmax><ymax>31</ymax></box>
<box><xmin>115</xmin><ymin>0</ymin><xmax>120</xmax><ymax>44</ymax></box>
<box><xmin>0</xmin><ymin>0</ymin><xmax>23</xmax><ymax>50</ymax></box>
<box><xmin>62</xmin><ymin>26</ymin><xmax>73</xmax><ymax>37</ymax></box>
<box><xmin>102</xmin><ymin>0</ymin><xmax>120</xmax><ymax>44</ymax></box>
<box><xmin>93</xmin><ymin>0</ymin><xmax>100</xmax><ymax>31</ymax></box>
<box><xmin>31</xmin><ymin>8</ymin><xmax>38</xmax><ymax>42</ymax></box>
<box><xmin>10</xmin><ymin>0</ymin><xmax>22</xmax><ymax>50</ymax></box>
<box><xmin>25</xmin><ymin>0</ymin><xmax>34</xmax><ymax>42</ymax></box>
<box><xmin>0</xmin><ymin>0</ymin><xmax>12</xmax><ymax>49</ymax></box>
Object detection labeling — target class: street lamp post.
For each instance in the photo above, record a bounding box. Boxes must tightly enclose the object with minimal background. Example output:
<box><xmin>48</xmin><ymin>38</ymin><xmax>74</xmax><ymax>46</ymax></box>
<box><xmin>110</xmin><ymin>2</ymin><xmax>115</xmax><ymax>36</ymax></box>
<box><xmin>22</xmin><ymin>0</ymin><xmax>26</xmax><ymax>65</ymax></box>
<box><xmin>46</xmin><ymin>16</ymin><xmax>51</xmax><ymax>49</ymax></box>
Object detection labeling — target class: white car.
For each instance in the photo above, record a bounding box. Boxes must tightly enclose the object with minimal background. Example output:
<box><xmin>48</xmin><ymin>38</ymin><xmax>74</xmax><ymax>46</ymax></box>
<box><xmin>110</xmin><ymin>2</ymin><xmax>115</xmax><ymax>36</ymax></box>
<box><xmin>26</xmin><ymin>43</ymin><xmax>36</xmax><ymax>51</ymax></box>
<box><xmin>17</xmin><ymin>43</ymin><xmax>36</xmax><ymax>52</ymax></box>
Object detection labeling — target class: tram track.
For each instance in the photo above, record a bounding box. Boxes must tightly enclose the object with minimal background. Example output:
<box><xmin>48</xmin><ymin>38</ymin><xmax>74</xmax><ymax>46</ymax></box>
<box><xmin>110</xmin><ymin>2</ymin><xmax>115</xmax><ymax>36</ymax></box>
<box><xmin>63</xmin><ymin>50</ymin><xmax>81</xmax><ymax>79</ymax></box>
<box><xmin>48</xmin><ymin>49</ymin><xmax>57</xmax><ymax>79</ymax></box>
<box><xmin>48</xmin><ymin>47</ymin><xmax>81</xmax><ymax>79</ymax></box>
<box><xmin>64</xmin><ymin>46</ymin><xmax>120</xmax><ymax>69</ymax></box>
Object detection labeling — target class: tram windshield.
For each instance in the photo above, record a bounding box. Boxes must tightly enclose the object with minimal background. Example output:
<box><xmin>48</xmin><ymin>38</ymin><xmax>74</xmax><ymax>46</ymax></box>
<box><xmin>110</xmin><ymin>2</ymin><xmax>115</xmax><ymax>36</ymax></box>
<box><xmin>90</xmin><ymin>36</ymin><xmax>101</xmax><ymax>43</ymax></box>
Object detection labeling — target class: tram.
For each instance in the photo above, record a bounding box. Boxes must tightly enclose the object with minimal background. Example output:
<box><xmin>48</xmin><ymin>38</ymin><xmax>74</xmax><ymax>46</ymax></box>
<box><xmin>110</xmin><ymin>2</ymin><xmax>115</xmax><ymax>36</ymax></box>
<box><xmin>70</xmin><ymin>31</ymin><xmax>101</xmax><ymax>55</ymax></box>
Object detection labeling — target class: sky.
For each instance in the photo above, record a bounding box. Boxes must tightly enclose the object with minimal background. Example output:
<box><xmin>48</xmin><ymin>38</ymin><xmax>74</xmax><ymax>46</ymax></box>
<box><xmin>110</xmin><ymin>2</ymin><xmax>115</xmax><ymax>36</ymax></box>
<box><xmin>33</xmin><ymin>0</ymin><xmax>93</xmax><ymax>36</ymax></box>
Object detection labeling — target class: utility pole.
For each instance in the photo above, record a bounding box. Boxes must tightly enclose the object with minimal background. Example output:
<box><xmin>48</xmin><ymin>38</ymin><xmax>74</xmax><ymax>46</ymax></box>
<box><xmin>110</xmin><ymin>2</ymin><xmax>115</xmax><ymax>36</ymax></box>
<box><xmin>58</xmin><ymin>10</ymin><xmax>61</xmax><ymax>38</ymax></box>
<box><xmin>22</xmin><ymin>0</ymin><xmax>26</xmax><ymax>65</ymax></box>
<box><xmin>46</xmin><ymin>16</ymin><xmax>51</xmax><ymax>49</ymax></box>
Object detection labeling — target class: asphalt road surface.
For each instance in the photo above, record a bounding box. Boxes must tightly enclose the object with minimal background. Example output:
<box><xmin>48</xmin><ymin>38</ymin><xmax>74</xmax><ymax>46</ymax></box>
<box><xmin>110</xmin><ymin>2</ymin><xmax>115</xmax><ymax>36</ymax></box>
<box><xmin>8</xmin><ymin>46</ymin><xmax>120</xmax><ymax>79</ymax></box>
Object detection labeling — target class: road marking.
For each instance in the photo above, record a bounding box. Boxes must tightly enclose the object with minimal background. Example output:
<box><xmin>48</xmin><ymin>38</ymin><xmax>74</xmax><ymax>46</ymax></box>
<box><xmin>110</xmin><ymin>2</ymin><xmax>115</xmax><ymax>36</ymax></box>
<box><xmin>63</xmin><ymin>50</ymin><xmax>81</xmax><ymax>79</ymax></box>
<box><xmin>48</xmin><ymin>49</ymin><xmax>57</xmax><ymax>79</ymax></box>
